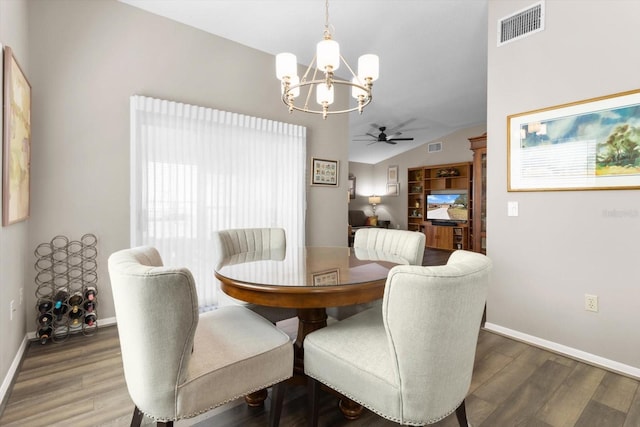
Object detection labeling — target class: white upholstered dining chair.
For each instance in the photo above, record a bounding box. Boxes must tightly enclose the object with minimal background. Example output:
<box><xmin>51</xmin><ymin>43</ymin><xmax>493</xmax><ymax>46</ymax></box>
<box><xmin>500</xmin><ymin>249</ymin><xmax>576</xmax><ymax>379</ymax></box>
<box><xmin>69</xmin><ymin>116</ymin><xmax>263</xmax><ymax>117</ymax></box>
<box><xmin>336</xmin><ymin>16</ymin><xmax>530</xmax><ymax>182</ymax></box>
<box><xmin>108</xmin><ymin>246</ymin><xmax>293</xmax><ymax>427</ymax></box>
<box><xmin>304</xmin><ymin>250</ymin><xmax>491</xmax><ymax>426</ymax></box>
<box><xmin>327</xmin><ymin>227</ymin><xmax>426</xmax><ymax>320</ymax></box>
<box><xmin>212</xmin><ymin>227</ymin><xmax>296</xmax><ymax>323</ymax></box>
<box><xmin>353</xmin><ymin>227</ymin><xmax>426</xmax><ymax>266</ymax></box>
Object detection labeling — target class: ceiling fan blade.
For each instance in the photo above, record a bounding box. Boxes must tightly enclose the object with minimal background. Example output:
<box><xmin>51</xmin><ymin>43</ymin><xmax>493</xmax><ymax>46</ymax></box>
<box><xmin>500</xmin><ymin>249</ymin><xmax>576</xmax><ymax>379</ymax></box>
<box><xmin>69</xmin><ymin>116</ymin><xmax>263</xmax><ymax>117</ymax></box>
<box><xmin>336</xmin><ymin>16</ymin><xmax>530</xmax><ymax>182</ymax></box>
<box><xmin>365</xmin><ymin>132</ymin><xmax>378</xmax><ymax>138</ymax></box>
<box><xmin>353</xmin><ymin>139</ymin><xmax>376</xmax><ymax>142</ymax></box>
<box><xmin>388</xmin><ymin>137</ymin><xmax>414</xmax><ymax>141</ymax></box>
<box><xmin>367</xmin><ymin>141</ymin><xmax>379</xmax><ymax>146</ymax></box>
<box><xmin>387</xmin><ymin>132</ymin><xmax>402</xmax><ymax>139</ymax></box>
<box><xmin>385</xmin><ymin>140</ymin><xmax>398</xmax><ymax>145</ymax></box>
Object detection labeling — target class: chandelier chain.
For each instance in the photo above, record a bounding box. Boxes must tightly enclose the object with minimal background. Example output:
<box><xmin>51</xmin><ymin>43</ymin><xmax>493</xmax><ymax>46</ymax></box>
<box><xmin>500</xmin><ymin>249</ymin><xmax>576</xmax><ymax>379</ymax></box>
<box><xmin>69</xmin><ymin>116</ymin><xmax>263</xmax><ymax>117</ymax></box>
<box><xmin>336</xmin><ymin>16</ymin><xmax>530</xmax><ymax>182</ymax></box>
<box><xmin>323</xmin><ymin>0</ymin><xmax>332</xmax><ymax>39</ymax></box>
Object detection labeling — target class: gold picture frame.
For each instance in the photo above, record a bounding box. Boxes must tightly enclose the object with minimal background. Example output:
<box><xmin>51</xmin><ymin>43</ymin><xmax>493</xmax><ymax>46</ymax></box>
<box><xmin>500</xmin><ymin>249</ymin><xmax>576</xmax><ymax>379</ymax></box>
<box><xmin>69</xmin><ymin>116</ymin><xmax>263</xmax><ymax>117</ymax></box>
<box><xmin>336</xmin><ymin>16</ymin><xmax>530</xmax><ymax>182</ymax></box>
<box><xmin>2</xmin><ymin>46</ymin><xmax>32</xmax><ymax>226</ymax></box>
<box><xmin>508</xmin><ymin>88</ymin><xmax>640</xmax><ymax>191</ymax></box>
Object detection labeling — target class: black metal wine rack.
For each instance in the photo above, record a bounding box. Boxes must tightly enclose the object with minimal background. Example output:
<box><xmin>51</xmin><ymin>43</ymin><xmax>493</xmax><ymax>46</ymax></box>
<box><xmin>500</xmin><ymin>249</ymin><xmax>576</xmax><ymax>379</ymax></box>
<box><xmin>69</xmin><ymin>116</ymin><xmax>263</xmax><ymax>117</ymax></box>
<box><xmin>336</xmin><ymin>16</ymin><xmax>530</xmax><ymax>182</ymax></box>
<box><xmin>34</xmin><ymin>234</ymin><xmax>99</xmax><ymax>344</ymax></box>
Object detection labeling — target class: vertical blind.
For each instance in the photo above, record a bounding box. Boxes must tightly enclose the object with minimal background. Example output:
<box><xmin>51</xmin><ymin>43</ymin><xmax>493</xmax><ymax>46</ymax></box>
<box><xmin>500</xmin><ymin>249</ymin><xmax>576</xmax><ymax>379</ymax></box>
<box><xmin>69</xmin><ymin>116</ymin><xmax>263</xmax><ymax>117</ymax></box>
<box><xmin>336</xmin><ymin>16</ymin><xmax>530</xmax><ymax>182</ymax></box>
<box><xmin>130</xmin><ymin>96</ymin><xmax>306</xmax><ymax>307</ymax></box>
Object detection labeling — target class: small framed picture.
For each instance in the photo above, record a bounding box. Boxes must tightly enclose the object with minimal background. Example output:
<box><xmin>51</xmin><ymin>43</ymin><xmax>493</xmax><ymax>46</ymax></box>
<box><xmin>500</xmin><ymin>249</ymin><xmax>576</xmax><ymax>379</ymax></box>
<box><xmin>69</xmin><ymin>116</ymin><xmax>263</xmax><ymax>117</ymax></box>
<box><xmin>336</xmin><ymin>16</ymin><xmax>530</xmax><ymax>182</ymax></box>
<box><xmin>387</xmin><ymin>165</ymin><xmax>399</xmax><ymax>184</ymax></box>
<box><xmin>387</xmin><ymin>183</ymin><xmax>399</xmax><ymax>196</ymax></box>
<box><xmin>311</xmin><ymin>157</ymin><xmax>339</xmax><ymax>186</ymax></box>
<box><xmin>348</xmin><ymin>175</ymin><xmax>356</xmax><ymax>199</ymax></box>
<box><xmin>312</xmin><ymin>269</ymin><xmax>340</xmax><ymax>286</ymax></box>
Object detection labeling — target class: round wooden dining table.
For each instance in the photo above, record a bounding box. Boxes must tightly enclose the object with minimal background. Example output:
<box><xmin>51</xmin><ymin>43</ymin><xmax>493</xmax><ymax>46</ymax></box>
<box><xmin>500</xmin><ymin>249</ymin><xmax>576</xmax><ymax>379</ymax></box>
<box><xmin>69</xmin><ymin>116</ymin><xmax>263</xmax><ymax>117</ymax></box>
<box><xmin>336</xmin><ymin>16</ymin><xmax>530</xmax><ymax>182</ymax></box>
<box><xmin>214</xmin><ymin>246</ymin><xmax>402</xmax><ymax>418</ymax></box>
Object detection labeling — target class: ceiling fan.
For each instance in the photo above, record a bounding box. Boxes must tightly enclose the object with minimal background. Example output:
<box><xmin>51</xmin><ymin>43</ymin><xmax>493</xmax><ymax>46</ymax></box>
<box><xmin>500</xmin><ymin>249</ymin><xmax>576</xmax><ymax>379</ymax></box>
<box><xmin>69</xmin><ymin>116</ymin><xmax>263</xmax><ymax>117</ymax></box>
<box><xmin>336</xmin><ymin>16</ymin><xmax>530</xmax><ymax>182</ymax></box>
<box><xmin>353</xmin><ymin>125</ymin><xmax>415</xmax><ymax>145</ymax></box>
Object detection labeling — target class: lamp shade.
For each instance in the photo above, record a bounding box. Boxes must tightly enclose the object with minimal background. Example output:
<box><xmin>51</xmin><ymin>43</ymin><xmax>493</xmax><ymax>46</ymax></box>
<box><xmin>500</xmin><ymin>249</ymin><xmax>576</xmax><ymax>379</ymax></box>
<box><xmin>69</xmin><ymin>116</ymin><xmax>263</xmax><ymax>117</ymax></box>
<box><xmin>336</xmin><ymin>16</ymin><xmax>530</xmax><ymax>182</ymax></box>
<box><xmin>368</xmin><ymin>196</ymin><xmax>381</xmax><ymax>205</ymax></box>
<box><xmin>276</xmin><ymin>52</ymin><xmax>298</xmax><ymax>79</ymax></box>
<box><xmin>358</xmin><ymin>54</ymin><xmax>379</xmax><ymax>81</ymax></box>
<box><xmin>316</xmin><ymin>83</ymin><xmax>334</xmax><ymax>105</ymax></box>
<box><xmin>316</xmin><ymin>39</ymin><xmax>340</xmax><ymax>71</ymax></box>
<box><xmin>351</xmin><ymin>77</ymin><xmax>367</xmax><ymax>99</ymax></box>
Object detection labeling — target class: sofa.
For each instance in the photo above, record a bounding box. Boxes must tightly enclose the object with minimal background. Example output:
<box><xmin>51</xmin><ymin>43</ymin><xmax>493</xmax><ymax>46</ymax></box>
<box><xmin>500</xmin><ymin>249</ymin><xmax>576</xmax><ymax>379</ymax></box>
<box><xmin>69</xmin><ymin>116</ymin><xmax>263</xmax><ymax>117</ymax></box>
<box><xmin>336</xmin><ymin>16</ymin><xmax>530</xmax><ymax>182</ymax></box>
<box><xmin>348</xmin><ymin>210</ymin><xmax>378</xmax><ymax>246</ymax></box>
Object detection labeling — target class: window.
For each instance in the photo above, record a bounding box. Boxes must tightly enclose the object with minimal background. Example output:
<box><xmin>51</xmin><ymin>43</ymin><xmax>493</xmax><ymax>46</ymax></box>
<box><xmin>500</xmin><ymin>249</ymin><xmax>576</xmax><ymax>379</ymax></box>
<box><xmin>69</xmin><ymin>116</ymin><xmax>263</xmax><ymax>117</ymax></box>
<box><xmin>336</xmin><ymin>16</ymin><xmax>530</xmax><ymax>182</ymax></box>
<box><xmin>130</xmin><ymin>96</ymin><xmax>306</xmax><ymax>307</ymax></box>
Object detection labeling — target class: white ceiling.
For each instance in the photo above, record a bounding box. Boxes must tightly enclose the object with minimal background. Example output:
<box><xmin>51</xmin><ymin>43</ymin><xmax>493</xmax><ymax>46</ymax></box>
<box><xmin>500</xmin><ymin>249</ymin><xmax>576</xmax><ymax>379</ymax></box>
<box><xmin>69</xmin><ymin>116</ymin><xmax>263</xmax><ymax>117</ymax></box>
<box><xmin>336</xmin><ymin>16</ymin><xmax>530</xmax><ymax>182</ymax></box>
<box><xmin>120</xmin><ymin>0</ymin><xmax>488</xmax><ymax>164</ymax></box>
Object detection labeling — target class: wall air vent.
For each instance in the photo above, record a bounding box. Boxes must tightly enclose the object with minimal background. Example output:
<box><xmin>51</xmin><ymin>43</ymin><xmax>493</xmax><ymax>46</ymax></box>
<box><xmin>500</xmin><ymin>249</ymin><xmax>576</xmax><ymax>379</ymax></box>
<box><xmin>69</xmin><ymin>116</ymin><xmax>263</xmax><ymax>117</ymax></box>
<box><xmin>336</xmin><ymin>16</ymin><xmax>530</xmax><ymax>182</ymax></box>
<box><xmin>427</xmin><ymin>142</ymin><xmax>442</xmax><ymax>153</ymax></box>
<box><xmin>498</xmin><ymin>1</ymin><xmax>545</xmax><ymax>46</ymax></box>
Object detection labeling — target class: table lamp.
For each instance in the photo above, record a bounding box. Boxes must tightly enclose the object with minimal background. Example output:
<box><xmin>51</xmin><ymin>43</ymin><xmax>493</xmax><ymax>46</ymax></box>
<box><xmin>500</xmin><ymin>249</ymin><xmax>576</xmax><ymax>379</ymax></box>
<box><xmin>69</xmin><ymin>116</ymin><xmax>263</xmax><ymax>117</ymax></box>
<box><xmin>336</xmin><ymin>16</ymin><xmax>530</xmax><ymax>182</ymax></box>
<box><xmin>368</xmin><ymin>196</ymin><xmax>381</xmax><ymax>216</ymax></box>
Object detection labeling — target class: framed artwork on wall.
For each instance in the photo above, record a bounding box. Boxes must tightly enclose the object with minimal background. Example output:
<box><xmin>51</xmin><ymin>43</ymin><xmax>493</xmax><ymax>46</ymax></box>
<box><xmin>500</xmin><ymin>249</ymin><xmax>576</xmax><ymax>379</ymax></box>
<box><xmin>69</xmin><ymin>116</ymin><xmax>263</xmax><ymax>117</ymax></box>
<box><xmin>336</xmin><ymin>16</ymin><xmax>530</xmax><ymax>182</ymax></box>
<box><xmin>311</xmin><ymin>157</ymin><xmax>339</xmax><ymax>186</ymax></box>
<box><xmin>348</xmin><ymin>174</ymin><xmax>356</xmax><ymax>199</ymax></box>
<box><xmin>387</xmin><ymin>165</ymin><xmax>398</xmax><ymax>184</ymax></box>
<box><xmin>508</xmin><ymin>88</ymin><xmax>640</xmax><ymax>191</ymax></box>
<box><xmin>387</xmin><ymin>183</ymin><xmax>399</xmax><ymax>196</ymax></box>
<box><xmin>2</xmin><ymin>46</ymin><xmax>32</xmax><ymax>226</ymax></box>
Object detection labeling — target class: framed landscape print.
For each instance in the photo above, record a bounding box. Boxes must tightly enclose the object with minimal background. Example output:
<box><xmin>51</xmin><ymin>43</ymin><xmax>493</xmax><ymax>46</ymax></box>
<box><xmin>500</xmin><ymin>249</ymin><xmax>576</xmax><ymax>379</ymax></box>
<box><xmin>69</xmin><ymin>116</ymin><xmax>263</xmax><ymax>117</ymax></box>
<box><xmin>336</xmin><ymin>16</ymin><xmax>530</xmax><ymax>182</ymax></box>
<box><xmin>311</xmin><ymin>157</ymin><xmax>339</xmax><ymax>186</ymax></box>
<box><xmin>508</xmin><ymin>88</ymin><xmax>640</xmax><ymax>191</ymax></box>
<box><xmin>2</xmin><ymin>46</ymin><xmax>32</xmax><ymax>226</ymax></box>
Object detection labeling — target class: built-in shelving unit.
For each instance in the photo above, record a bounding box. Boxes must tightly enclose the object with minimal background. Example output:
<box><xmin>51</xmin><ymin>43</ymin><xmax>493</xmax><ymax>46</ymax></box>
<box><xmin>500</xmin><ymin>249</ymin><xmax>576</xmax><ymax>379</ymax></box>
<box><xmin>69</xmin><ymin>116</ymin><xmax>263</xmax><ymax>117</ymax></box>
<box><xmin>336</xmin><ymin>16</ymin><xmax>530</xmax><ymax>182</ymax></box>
<box><xmin>407</xmin><ymin>162</ymin><xmax>473</xmax><ymax>250</ymax></box>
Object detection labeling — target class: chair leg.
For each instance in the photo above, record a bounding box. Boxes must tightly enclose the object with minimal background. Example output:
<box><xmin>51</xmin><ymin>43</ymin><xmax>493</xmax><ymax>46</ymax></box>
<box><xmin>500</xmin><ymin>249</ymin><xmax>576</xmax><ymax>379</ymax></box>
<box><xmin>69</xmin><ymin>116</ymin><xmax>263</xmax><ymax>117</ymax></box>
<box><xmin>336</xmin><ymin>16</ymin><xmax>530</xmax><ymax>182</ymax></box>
<box><xmin>130</xmin><ymin>406</ymin><xmax>144</xmax><ymax>427</ymax></box>
<box><xmin>269</xmin><ymin>382</ymin><xmax>286</xmax><ymax>427</ymax></box>
<box><xmin>307</xmin><ymin>377</ymin><xmax>320</xmax><ymax>427</ymax></box>
<box><xmin>455</xmin><ymin>399</ymin><xmax>469</xmax><ymax>427</ymax></box>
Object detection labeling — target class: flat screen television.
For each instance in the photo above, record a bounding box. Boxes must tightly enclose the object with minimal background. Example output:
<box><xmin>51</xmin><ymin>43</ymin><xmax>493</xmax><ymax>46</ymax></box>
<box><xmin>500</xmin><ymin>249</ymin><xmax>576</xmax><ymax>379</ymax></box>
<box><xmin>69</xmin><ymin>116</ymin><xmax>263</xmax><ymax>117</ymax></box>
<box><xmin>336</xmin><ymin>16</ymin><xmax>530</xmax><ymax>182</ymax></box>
<box><xmin>426</xmin><ymin>193</ymin><xmax>468</xmax><ymax>223</ymax></box>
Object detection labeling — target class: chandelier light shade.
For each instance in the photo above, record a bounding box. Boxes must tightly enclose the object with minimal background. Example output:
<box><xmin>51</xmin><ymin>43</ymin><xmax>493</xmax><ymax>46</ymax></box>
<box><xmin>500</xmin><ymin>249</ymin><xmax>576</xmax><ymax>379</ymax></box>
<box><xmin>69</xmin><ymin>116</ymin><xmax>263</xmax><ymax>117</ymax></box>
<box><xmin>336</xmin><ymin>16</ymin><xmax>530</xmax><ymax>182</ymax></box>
<box><xmin>275</xmin><ymin>0</ymin><xmax>379</xmax><ymax>119</ymax></box>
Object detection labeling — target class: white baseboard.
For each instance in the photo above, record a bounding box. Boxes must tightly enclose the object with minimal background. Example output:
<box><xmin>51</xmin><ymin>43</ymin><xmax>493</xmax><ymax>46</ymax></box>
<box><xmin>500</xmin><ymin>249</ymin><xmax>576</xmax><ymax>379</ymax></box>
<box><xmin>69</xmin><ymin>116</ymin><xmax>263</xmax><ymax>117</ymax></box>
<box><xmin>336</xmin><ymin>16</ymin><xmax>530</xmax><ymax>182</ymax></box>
<box><xmin>1</xmin><ymin>335</ymin><xmax>28</xmax><ymax>407</ymax></box>
<box><xmin>484</xmin><ymin>322</ymin><xmax>640</xmax><ymax>380</ymax></box>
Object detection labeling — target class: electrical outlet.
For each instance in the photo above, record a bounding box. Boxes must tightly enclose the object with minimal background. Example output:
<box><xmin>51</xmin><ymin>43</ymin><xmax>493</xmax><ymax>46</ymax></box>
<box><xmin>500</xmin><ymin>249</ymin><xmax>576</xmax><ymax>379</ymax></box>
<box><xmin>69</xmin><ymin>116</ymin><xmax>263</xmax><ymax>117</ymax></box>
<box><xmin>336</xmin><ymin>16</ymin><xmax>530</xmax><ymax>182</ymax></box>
<box><xmin>10</xmin><ymin>300</ymin><xmax>15</xmax><ymax>321</ymax></box>
<box><xmin>585</xmin><ymin>294</ymin><xmax>598</xmax><ymax>312</ymax></box>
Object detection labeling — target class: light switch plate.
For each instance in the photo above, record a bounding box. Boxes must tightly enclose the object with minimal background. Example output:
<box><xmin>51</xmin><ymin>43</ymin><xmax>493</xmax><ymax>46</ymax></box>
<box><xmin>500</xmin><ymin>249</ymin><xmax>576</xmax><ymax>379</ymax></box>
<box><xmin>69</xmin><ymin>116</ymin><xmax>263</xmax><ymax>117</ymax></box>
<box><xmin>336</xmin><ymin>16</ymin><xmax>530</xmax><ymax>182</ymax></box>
<box><xmin>508</xmin><ymin>201</ymin><xmax>519</xmax><ymax>217</ymax></box>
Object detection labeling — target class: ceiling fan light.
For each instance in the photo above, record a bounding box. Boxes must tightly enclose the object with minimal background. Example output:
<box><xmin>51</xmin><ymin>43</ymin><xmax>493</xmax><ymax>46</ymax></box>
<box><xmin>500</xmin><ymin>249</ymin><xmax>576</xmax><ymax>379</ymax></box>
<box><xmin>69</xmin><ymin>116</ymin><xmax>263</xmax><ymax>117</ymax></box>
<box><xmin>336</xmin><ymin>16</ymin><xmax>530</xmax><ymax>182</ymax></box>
<box><xmin>358</xmin><ymin>54</ymin><xmax>379</xmax><ymax>81</ymax></box>
<box><xmin>317</xmin><ymin>39</ymin><xmax>340</xmax><ymax>72</ymax></box>
<box><xmin>276</xmin><ymin>52</ymin><xmax>298</xmax><ymax>80</ymax></box>
<box><xmin>316</xmin><ymin>83</ymin><xmax>334</xmax><ymax>105</ymax></box>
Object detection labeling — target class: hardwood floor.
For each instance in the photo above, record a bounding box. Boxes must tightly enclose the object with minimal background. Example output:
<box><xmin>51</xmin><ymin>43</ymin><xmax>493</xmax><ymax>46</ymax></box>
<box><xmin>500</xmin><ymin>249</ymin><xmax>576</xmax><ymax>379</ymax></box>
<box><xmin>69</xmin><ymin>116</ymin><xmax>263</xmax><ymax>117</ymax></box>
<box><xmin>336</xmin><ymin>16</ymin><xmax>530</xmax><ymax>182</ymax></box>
<box><xmin>2</xmin><ymin>249</ymin><xmax>639</xmax><ymax>426</ymax></box>
<box><xmin>2</xmin><ymin>323</ymin><xmax>639</xmax><ymax>426</ymax></box>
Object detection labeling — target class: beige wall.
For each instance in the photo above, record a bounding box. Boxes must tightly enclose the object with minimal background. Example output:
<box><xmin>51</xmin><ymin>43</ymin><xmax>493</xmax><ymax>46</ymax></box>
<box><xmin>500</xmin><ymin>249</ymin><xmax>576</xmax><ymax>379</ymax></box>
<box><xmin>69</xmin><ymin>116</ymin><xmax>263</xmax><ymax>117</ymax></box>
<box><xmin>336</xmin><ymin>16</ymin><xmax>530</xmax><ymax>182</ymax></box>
<box><xmin>487</xmin><ymin>0</ymin><xmax>640</xmax><ymax>374</ymax></box>
<box><xmin>0</xmin><ymin>0</ymin><xmax>30</xmax><ymax>398</ymax></box>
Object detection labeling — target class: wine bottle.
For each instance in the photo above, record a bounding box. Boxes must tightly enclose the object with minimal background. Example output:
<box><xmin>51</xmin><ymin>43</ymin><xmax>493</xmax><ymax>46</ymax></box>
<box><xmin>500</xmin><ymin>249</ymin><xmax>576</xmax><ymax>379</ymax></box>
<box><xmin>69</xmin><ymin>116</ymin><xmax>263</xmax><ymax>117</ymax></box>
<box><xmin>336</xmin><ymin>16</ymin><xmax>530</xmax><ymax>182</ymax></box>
<box><xmin>53</xmin><ymin>288</ymin><xmax>69</xmax><ymax>321</ymax></box>
<box><xmin>37</xmin><ymin>326</ymin><xmax>53</xmax><ymax>345</ymax></box>
<box><xmin>37</xmin><ymin>299</ymin><xmax>53</xmax><ymax>314</ymax></box>
<box><xmin>84</xmin><ymin>312</ymin><xmax>97</xmax><ymax>327</ymax></box>
<box><xmin>84</xmin><ymin>286</ymin><xmax>97</xmax><ymax>302</ymax></box>
<box><xmin>68</xmin><ymin>292</ymin><xmax>83</xmax><ymax>310</ymax></box>
<box><xmin>69</xmin><ymin>306</ymin><xmax>83</xmax><ymax>326</ymax></box>
<box><xmin>83</xmin><ymin>300</ymin><xmax>97</xmax><ymax>313</ymax></box>
<box><xmin>38</xmin><ymin>312</ymin><xmax>52</xmax><ymax>326</ymax></box>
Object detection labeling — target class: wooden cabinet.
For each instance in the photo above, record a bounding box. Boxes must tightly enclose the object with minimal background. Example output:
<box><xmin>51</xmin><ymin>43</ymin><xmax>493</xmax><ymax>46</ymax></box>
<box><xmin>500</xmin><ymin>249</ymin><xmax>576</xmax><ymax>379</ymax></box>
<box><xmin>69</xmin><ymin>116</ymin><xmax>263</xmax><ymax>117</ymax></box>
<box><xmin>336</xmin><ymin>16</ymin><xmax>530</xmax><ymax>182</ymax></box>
<box><xmin>469</xmin><ymin>133</ymin><xmax>487</xmax><ymax>254</ymax></box>
<box><xmin>424</xmin><ymin>223</ymin><xmax>469</xmax><ymax>250</ymax></box>
<box><xmin>407</xmin><ymin>162</ymin><xmax>472</xmax><ymax>250</ymax></box>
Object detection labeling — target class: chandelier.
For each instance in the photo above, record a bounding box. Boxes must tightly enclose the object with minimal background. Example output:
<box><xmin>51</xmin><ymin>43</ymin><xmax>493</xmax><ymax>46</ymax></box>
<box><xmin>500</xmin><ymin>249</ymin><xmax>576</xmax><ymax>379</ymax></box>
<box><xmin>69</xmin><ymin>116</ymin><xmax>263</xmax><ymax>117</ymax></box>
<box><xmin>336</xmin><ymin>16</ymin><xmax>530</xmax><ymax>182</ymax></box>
<box><xmin>275</xmin><ymin>0</ymin><xmax>379</xmax><ymax>119</ymax></box>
